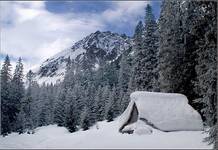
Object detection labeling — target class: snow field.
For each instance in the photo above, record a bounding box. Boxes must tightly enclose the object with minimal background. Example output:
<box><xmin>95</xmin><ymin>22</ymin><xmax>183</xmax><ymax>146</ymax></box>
<box><xmin>0</xmin><ymin>119</ymin><xmax>212</xmax><ymax>149</ymax></box>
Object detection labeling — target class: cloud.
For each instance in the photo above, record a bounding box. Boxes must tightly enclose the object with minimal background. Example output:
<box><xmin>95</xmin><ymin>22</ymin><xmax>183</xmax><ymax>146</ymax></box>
<box><xmin>102</xmin><ymin>1</ymin><xmax>149</xmax><ymax>26</ymax></box>
<box><xmin>0</xmin><ymin>1</ymin><xmax>105</xmax><ymax>72</ymax></box>
<box><xmin>0</xmin><ymin>1</ymin><xmax>150</xmax><ymax>73</ymax></box>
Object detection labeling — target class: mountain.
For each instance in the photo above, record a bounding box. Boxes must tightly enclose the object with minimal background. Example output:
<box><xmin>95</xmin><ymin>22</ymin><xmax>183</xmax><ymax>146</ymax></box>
<box><xmin>33</xmin><ymin>31</ymin><xmax>133</xmax><ymax>85</ymax></box>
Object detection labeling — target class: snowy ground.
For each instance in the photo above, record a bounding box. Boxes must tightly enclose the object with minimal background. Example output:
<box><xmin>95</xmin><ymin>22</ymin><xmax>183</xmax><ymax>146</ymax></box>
<box><xmin>0</xmin><ymin>120</ymin><xmax>212</xmax><ymax>149</ymax></box>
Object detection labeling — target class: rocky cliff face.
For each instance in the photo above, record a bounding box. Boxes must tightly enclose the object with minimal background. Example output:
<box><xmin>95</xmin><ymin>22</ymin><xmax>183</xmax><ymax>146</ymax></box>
<box><xmin>34</xmin><ymin>31</ymin><xmax>132</xmax><ymax>84</ymax></box>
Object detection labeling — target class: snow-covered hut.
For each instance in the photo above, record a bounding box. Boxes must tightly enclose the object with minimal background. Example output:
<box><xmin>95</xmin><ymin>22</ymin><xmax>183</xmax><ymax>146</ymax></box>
<box><xmin>119</xmin><ymin>91</ymin><xmax>203</xmax><ymax>134</ymax></box>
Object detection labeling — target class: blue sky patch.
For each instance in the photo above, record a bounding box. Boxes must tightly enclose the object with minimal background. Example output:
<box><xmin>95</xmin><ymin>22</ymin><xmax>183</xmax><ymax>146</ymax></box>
<box><xmin>45</xmin><ymin>1</ymin><xmax>161</xmax><ymax>36</ymax></box>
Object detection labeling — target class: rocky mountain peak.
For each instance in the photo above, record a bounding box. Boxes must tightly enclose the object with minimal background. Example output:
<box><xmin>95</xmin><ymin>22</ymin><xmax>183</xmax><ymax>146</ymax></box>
<box><xmin>34</xmin><ymin>31</ymin><xmax>132</xmax><ymax>85</ymax></box>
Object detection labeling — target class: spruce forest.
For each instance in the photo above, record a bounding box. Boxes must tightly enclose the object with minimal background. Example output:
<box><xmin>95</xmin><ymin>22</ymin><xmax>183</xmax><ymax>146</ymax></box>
<box><xmin>0</xmin><ymin>0</ymin><xmax>217</xmax><ymax>148</ymax></box>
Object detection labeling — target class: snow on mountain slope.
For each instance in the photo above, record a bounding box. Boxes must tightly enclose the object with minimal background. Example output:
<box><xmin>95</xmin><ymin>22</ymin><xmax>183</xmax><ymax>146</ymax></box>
<box><xmin>33</xmin><ymin>31</ymin><xmax>132</xmax><ymax>85</ymax></box>
<box><xmin>0</xmin><ymin>119</ymin><xmax>212</xmax><ymax>149</ymax></box>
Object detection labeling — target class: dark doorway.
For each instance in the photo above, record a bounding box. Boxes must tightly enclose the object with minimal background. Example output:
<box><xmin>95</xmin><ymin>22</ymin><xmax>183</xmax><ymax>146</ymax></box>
<box><xmin>119</xmin><ymin>103</ymin><xmax>139</xmax><ymax>133</ymax></box>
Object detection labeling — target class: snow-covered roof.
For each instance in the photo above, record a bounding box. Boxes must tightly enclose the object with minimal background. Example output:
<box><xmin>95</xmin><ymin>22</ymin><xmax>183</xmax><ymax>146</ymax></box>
<box><xmin>119</xmin><ymin>91</ymin><xmax>203</xmax><ymax>132</ymax></box>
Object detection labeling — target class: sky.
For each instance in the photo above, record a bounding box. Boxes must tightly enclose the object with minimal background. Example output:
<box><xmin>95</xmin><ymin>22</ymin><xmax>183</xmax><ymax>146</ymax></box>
<box><xmin>0</xmin><ymin>1</ymin><xmax>161</xmax><ymax>73</ymax></box>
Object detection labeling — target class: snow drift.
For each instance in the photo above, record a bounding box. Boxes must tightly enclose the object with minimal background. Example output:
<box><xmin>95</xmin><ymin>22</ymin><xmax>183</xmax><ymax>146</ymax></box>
<box><xmin>119</xmin><ymin>91</ymin><xmax>203</xmax><ymax>133</ymax></box>
<box><xmin>0</xmin><ymin>121</ymin><xmax>211</xmax><ymax>149</ymax></box>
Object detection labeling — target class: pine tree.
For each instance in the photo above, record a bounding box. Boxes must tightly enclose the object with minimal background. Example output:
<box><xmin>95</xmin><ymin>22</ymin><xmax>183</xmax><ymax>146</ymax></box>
<box><xmin>29</xmin><ymin>81</ymin><xmax>41</xmax><ymax>128</ymax></box>
<box><xmin>191</xmin><ymin>1</ymin><xmax>217</xmax><ymax>145</ymax></box>
<box><xmin>131</xmin><ymin>4</ymin><xmax>159</xmax><ymax>91</ymax></box>
<box><xmin>38</xmin><ymin>84</ymin><xmax>50</xmax><ymax>126</ymax></box>
<box><xmin>158</xmin><ymin>0</ymin><xmax>202</xmax><ymax>108</ymax></box>
<box><xmin>104</xmin><ymin>88</ymin><xmax>112</xmax><ymax>120</ymax></box>
<box><xmin>65</xmin><ymin>97</ymin><xmax>77</xmax><ymax>132</ymax></box>
<box><xmin>16</xmin><ymin>80</ymin><xmax>40</xmax><ymax>134</ymax></box>
<box><xmin>65</xmin><ymin>78</ymin><xmax>85</xmax><ymax>131</ymax></box>
<box><xmin>80</xmin><ymin>106</ymin><xmax>91</xmax><ymax>131</ymax></box>
<box><xmin>158</xmin><ymin>0</ymin><xmax>186</xmax><ymax>93</ymax></box>
<box><xmin>94</xmin><ymin>86</ymin><xmax>104</xmax><ymax>121</ymax></box>
<box><xmin>129</xmin><ymin>22</ymin><xmax>142</xmax><ymax>92</ymax></box>
<box><xmin>83</xmin><ymin>82</ymin><xmax>96</xmax><ymax>126</ymax></box>
<box><xmin>118</xmin><ymin>49</ymin><xmax>132</xmax><ymax>113</ymax></box>
<box><xmin>0</xmin><ymin>55</ymin><xmax>12</xmax><ymax>135</ymax></box>
<box><xmin>105</xmin><ymin>87</ymin><xmax>117</xmax><ymax>122</ymax></box>
<box><xmin>45</xmin><ymin>83</ymin><xmax>55</xmax><ymax>125</ymax></box>
<box><xmin>133</xmin><ymin>21</ymin><xmax>144</xmax><ymax>51</ymax></box>
<box><xmin>142</xmin><ymin>4</ymin><xmax>159</xmax><ymax>91</ymax></box>
<box><xmin>104</xmin><ymin>63</ymin><xmax>119</xmax><ymax>87</ymax></box>
<box><xmin>21</xmin><ymin>70</ymin><xmax>35</xmax><ymax>133</ymax></box>
<box><xmin>16</xmin><ymin>108</ymin><xmax>25</xmax><ymax>134</ymax></box>
<box><xmin>54</xmin><ymin>88</ymin><xmax>66</xmax><ymax>127</ymax></box>
<box><xmin>54</xmin><ymin>58</ymin><xmax>74</xmax><ymax>127</ymax></box>
<box><xmin>74</xmin><ymin>83</ymin><xmax>85</xmax><ymax>126</ymax></box>
<box><xmin>100</xmin><ymin>85</ymin><xmax>109</xmax><ymax>121</ymax></box>
<box><xmin>159</xmin><ymin>0</ymin><xmax>217</xmax><ymax>145</ymax></box>
<box><xmin>11</xmin><ymin>58</ymin><xmax>25</xmax><ymax>132</ymax></box>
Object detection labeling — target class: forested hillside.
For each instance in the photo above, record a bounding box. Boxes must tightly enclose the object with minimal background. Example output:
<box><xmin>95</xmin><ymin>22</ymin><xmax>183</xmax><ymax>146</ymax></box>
<box><xmin>1</xmin><ymin>0</ymin><xmax>217</xmax><ymax>147</ymax></box>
